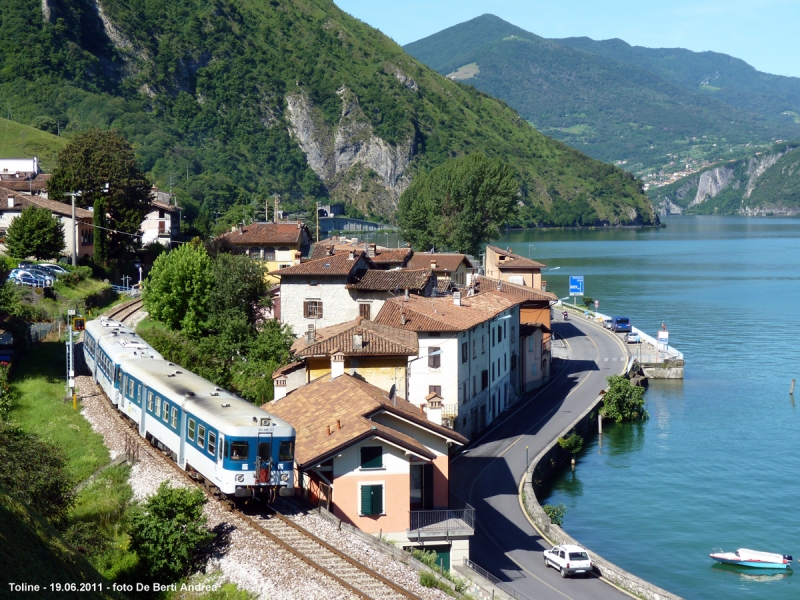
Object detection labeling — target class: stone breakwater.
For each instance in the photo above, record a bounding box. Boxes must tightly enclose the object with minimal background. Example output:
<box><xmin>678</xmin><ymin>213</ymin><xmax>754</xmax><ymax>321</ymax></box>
<box><xmin>520</xmin><ymin>396</ymin><xmax>683</xmax><ymax>600</ymax></box>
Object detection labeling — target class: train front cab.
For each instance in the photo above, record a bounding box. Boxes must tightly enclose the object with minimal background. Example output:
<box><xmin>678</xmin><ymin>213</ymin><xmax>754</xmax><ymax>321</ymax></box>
<box><xmin>223</xmin><ymin>431</ymin><xmax>295</xmax><ymax>499</ymax></box>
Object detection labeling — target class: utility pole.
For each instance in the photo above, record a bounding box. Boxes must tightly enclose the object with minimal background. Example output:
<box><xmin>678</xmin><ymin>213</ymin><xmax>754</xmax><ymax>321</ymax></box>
<box><xmin>66</xmin><ymin>309</ymin><xmax>75</xmax><ymax>409</ymax></box>
<box><xmin>66</xmin><ymin>192</ymin><xmax>79</xmax><ymax>267</ymax></box>
<box><xmin>273</xmin><ymin>194</ymin><xmax>279</xmax><ymax>224</ymax></box>
<box><xmin>316</xmin><ymin>201</ymin><xmax>320</xmax><ymax>243</ymax></box>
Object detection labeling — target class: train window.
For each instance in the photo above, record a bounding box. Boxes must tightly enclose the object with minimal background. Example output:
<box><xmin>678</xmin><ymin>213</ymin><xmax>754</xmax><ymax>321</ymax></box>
<box><xmin>155</xmin><ymin>398</ymin><xmax>161</xmax><ymax>417</ymax></box>
<box><xmin>219</xmin><ymin>440</ymin><xmax>224</xmax><ymax>461</ymax></box>
<box><xmin>230</xmin><ymin>442</ymin><xmax>248</xmax><ymax>460</ymax></box>
<box><xmin>171</xmin><ymin>407</ymin><xmax>178</xmax><ymax>429</ymax></box>
<box><xmin>258</xmin><ymin>442</ymin><xmax>272</xmax><ymax>462</ymax></box>
<box><xmin>117</xmin><ymin>369</ymin><xmax>122</xmax><ymax>384</ymax></box>
<box><xmin>188</xmin><ymin>419</ymin><xmax>196</xmax><ymax>441</ymax></box>
<box><xmin>137</xmin><ymin>385</ymin><xmax>142</xmax><ymax>403</ymax></box>
<box><xmin>147</xmin><ymin>392</ymin><xmax>154</xmax><ymax>412</ymax></box>
<box><xmin>279</xmin><ymin>441</ymin><xmax>294</xmax><ymax>461</ymax></box>
<box><xmin>128</xmin><ymin>378</ymin><xmax>134</xmax><ymax>397</ymax></box>
<box><xmin>197</xmin><ymin>425</ymin><xmax>206</xmax><ymax>448</ymax></box>
<box><xmin>162</xmin><ymin>401</ymin><xmax>169</xmax><ymax>422</ymax></box>
<box><xmin>208</xmin><ymin>432</ymin><xmax>216</xmax><ymax>455</ymax></box>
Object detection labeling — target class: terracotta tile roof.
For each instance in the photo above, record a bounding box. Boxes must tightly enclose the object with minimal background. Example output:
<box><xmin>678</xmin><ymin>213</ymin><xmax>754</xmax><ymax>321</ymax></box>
<box><xmin>474</xmin><ymin>276</ymin><xmax>558</xmax><ymax>302</ymax></box>
<box><xmin>290</xmin><ymin>317</ymin><xmax>418</xmax><ymax>357</ymax></box>
<box><xmin>374</xmin><ymin>290</ymin><xmax>525</xmax><ymax>332</ymax></box>
<box><xmin>150</xmin><ymin>200</ymin><xmax>181</xmax><ymax>213</ymax></box>
<box><xmin>219</xmin><ymin>222</ymin><xmax>307</xmax><ymax>246</ymax></box>
<box><xmin>0</xmin><ymin>173</ymin><xmax>51</xmax><ymax>192</ymax></box>
<box><xmin>309</xmin><ymin>243</ymin><xmax>412</xmax><ymax>266</ymax></box>
<box><xmin>435</xmin><ymin>279</ymin><xmax>455</xmax><ymax>295</ymax></box>
<box><xmin>0</xmin><ymin>186</ymin><xmax>92</xmax><ymax>219</ymax></box>
<box><xmin>273</xmin><ymin>250</ymin><xmax>373</xmax><ymax>277</ymax></box>
<box><xmin>265</xmin><ymin>373</ymin><xmax>466</xmax><ymax>468</ymax></box>
<box><xmin>487</xmin><ymin>245</ymin><xmax>546</xmax><ymax>270</ymax></box>
<box><xmin>407</xmin><ymin>253</ymin><xmax>471</xmax><ymax>272</ymax></box>
<box><xmin>346</xmin><ymin>268</ymin><xmax>432</xmax><ymax>292</ymax></box>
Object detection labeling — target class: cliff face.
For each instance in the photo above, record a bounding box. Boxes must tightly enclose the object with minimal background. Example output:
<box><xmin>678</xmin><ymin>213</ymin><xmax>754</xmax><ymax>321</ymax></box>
<box><xmin>689</xmin><ymin>166</ymin><xmax>736</xmax><ymax>208</ymax></box>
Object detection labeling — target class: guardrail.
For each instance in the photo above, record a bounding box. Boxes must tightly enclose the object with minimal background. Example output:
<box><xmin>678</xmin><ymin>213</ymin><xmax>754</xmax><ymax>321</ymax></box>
<box><xmin>461</xmin><ymin>558</ymin><xmax>531</xmax><ymax>600</ymax></box>
<box><xmin>408</xmin><ymin>505</ymin><xmax>475</xmax><ymax>534</ymax></box>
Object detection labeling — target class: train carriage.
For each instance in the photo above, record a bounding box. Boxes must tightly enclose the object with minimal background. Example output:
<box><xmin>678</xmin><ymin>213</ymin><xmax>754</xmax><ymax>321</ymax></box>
<box><xmin>121</xmin><ymin>360</ymin><xmax>295</xmax><ymax>498</ymax></box>
<box><xmin>83</xmin><ymin>317</ymin><xmax>131</xmax><ymax>376</ymax></box>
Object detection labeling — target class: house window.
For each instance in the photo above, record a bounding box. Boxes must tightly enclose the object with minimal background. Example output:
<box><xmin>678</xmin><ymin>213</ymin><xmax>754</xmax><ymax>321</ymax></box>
<box><xmin>504</xmin><ymin>321</ymin><xmax>508</xmax><ymax>338</ymax></box>
<box><xmin>360</xmin><ymin>446</ymin><xmax>383</xmax><ymax>469</ymax></box>
<box><xmin>472</xmin><ymin>375</ymin><xmax>477</xmax><ymax>397</ymax></box>
<box><xmin>472</xmin><ymin>339</ymin><xmax>476</xmax><ymax>359</ymax></box>
<box><xmin>188</xmin><ymin>419</ymin><xmax>196</xmax><ymax>441</ymax></box>
<box><xmin>248</xmin><ymin>247</ymin><xmax>261</xmax><ymax>259</ymax></box>
<box><xmin>532</xmin><ymin>363</ymin><xmax>537</xmax><ymax>375</ymax></box>
<box><xmin>528</xmin><ymin>337</ymin><xmax>534</xmax><ymax>352</ymax></box>
<box><xmin>482</xmin><ymin>370</ymin><xmax>488</xmax><ymax>390</ymax></box>
<box><xmin>197</xmin><ymin>425</ymin><xmax>206</xmax><ymax>448</ymax></box>
<box><xmin>428</xmin><ymin>347</ymin><xmax>441</xmax><ymax>369</ymax></box>
<box><xmin>511</xmin><ymin>354</ymin><xmax>517</xmax><ymax>370</ymax></box>
<box><xmin>429</xmin><ymin>385</ymin><xmax>442</xmax><ymax>396</ymax></box>
<box><xmin>461</xmin><ymin>342</ymin><xmax>468</xmax><ymax>364</ymax></box>
<box><xmin>359</xmin><ymin>303</ymin><xmax>371</xmax><ymax>320</ymax></box>
<box><xmin>482</xmin><ymin>336</ymin><xmax>485</xmax><ymax>354</ymax></box>
<box><xmin>360</xmin><ymin>484</ymin><xmax>384</xmax><ymax>516</ymax></box>
<box><xmin>263</xmin><ymin>247</ymin><xmax>276</xmax><ymax>261</ymax></box>
<box><xmin>504</xmin><ymin>354</ymin><xmax>507</xmax><ymax>372</ymax></box>
<box><xmin>304</xmin><ymin>300</ymin><xmax>323</xmax><ymax>319</ymax></box>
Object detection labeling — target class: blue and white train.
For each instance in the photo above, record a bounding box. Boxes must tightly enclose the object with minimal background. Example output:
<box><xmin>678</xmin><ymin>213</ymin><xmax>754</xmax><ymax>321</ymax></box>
<box><xmin>83</xmin><ymin>317</ymin><xmax>296</xmax><ymax>500</ymax></box>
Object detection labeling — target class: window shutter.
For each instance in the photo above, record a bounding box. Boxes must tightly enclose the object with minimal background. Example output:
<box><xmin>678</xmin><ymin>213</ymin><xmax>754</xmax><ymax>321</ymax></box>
<box><xmin>361</xmin><ymin>485</ymin><xmax>373</xmax><ymax>515</ymax></box>
<box><xmin>372</xmin><ymin>484</ymin><xmax>383</xmax><ymax>515</ymax></box>
<box><xmin>303</xmin><ymin>301</ymin><xmax>310</xmax><ymax>318</ymax></box>
<box><xmin>361</xmin><ymin>446</ymin><xmax>382</xmax><ymax>469</ymax></box>
<box><xmin>428</xmin><ymin>347</ymin><xmax>440</xmax><ymax>368</ymax></box>
<box><xmin>359</xmin><ymin>304</ymin><xmax>371</xmax><ymax>320</ymax></box>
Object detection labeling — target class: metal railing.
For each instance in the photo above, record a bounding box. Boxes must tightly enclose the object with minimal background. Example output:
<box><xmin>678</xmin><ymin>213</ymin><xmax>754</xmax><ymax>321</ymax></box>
<box><xmin>461</xmin><ymin>558</ymin><xmax>531</xmax><ymax>600</ymax></box>
<box><xmin>408</xmin><ymin>504</ymin><xmax>475</xmax><ymax>533</ymax></box>
<box><xmin>442</xmin><ymin>403</ymin><xmax>458</xmax><ymax>419</ymax></box>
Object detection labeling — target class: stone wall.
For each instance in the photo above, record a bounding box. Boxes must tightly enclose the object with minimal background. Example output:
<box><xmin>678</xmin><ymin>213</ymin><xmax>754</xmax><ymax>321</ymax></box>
<box><xmin>521</xmin><ymin>396</ymin><xmax>683</xmax><ymax>600</ymax></box>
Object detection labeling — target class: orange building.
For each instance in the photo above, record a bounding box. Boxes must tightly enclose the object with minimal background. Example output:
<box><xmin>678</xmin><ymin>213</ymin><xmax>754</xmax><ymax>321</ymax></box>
<box><xmin>265</xmin><ymin>367</ymin><xmax>473</xmax><ymax>567</ymax></box>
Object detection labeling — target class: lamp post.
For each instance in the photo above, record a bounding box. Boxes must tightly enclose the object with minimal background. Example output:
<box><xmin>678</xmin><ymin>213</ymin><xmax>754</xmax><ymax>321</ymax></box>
<box><xmin>64</xmin><ymin>192</ymin><xmax>81</xmax><ymax>267</ymax></box>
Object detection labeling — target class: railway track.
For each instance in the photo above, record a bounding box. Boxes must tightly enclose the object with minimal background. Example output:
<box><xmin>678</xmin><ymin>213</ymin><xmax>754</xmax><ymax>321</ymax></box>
<box><xmin>104</xmin><ymin>297</ymin><xmax>144</xmax><ymax>324</ymax></box>
<box><xmin>92</xmin><ymin>379</ymin><xmax>422</xmax><ymax>600</ymax></box>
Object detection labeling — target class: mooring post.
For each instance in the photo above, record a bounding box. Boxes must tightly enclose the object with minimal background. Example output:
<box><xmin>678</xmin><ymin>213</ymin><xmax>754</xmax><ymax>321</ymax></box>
<box><xmin>791</xmin><ymin>379</ymin><xmax>796</xmax><ymax>395</ymax></box>
<box><xmin>598</xmin><ymin>412</ymin><xmax>603</xmax><ymax>434</ymax></box>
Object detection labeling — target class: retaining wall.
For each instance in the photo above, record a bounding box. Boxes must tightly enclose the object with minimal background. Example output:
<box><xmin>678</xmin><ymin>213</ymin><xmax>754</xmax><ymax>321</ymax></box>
<box><xmin>521</xmin><ymin>396</ymin><xmax>683</xmax><ymax>600</ymax></box>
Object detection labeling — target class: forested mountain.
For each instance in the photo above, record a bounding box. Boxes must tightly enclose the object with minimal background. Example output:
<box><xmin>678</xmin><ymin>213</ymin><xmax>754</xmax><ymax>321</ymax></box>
<box><xmin>648</xmin><ymin>142</ymin><xmax>800</xmax><ymax>215</ymax></box>
<box><xmin>0</xmin><ymin>0</ymin><xmax>656</xmax><ymax>230</ymax></box>
<box><xmin>404</xmin><ymin>15</ymin><xmax>800</xmax><ymax>176</ymax></box>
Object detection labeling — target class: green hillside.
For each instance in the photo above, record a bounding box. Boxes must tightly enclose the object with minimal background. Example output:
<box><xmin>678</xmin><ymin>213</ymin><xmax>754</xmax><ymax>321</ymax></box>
<box><xmin>648</xmin><ymin>142</ymin><xmax>800</xmax><ymax>215</ymax></box>
<box><xmin>404</xmin><ymin>15</ymin><xmax>799</xmax><ymax>176</ymax></box>
<box><xmin>0</xmin><ymin>0</ymin><xmax>655</xmax><ymax>228</ymax></box>
<box><xmin>0</xmin><ymin>117</ymin><xmax>66</xmax><ymax>171</ymax></box>
<box><xmin>0</xmin><ymin>491</ymin><xmax>117</xmax><ymax>599</ymax></box>
<box><xmin>558</xmin><ymin>36</ymin><xmax>800</xmax><ymax>123</ymax></box>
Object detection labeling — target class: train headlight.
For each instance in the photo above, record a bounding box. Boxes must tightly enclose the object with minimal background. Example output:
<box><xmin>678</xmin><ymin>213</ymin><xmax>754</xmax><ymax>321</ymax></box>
<box><xmin>280</xmin><ymin>473</ymin><xmax>289</xmax><ymax>482</ymax></box>
<box><xmin>235</xmin><ymin>474</ymin><xmax>245</xmax><ymax>482</ymax></box>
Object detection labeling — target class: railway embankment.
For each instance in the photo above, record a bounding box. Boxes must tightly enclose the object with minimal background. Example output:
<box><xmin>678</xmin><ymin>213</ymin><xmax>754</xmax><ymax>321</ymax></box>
<box><xmin>520</xmin><ymin>393</ymin><xmax>682</xmax><ymax>600</ymax></box>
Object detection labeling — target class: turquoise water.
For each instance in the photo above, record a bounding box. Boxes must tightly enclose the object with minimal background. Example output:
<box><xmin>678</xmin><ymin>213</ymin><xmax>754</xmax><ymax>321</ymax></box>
<box><xmin>493</xmin><ymin>217</ymin><xmax>800</xmax><ymax>600</ymax></box>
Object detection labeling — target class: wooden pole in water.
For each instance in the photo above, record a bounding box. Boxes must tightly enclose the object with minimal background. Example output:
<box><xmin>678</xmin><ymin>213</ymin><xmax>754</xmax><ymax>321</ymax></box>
<box><xmin>791</xmin><ymin>379</ymin><xmax>796</xmax><ymax>395</ymax></box>
<box><xmin>598</xmin><ymin>412</ymin><xmax>603</xmax><ymax>434</ymax></box>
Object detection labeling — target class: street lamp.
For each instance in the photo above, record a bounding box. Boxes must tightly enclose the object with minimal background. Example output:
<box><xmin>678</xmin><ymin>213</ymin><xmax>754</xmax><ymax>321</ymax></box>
<box><xmin>405</xmin><ymin>349</ymin><xmax>443</xmax><ymax>406</ymax></box>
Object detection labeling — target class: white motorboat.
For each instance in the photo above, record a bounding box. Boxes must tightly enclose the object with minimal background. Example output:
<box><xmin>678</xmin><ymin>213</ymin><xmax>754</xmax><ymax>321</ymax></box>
<box><xmin>710</xmin><ymin>548</ymin><xmax>793</xmax><ymax>569</ymax></box>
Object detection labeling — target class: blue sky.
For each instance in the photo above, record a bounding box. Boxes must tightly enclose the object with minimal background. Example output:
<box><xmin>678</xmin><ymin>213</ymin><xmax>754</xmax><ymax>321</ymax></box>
<box><xmin>334</xmin><ymin>0</ymin><xmax>800</xmax><ymax>78</ymax></box>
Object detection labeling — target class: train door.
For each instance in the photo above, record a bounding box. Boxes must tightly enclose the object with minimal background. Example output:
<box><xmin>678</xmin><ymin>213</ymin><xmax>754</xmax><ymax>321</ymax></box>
<box><xmin>216</xmin><ymin>434</ymin><xmax>224</xmax><ymax>475</ymax></box>
<box><xmin>257</xmin><ymin>433</ymin><xmax>273</xmax><ymax>485</ymax></box>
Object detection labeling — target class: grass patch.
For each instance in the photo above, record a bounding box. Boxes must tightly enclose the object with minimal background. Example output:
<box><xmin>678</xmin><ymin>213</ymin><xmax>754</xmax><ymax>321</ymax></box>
<box><xmin>135</xmin><ymin>315</ymin><xmax>167</xmax><ymax>335</ymax></box>
<box><xmin>10</xmin><ymin>341</ymin><xmax>110</xmax><ymax>482</ymax></box>
<box><xmin>0</xmin><ymin>116</ymin><xmax>66</xmax><ymax>171</ymax></box>
<box><xmin>166</xmin><ymin>572</ymin><xmax>257</xmax><ymax>599</ymax></box>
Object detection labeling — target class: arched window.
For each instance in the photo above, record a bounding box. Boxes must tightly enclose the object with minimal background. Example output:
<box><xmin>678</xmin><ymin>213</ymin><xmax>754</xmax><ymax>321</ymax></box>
<box><xmin>248</xmin><ymin>247</ymin><xmax>261</xmax><ymax>259</ymax></box>
<box><xmin>263</xmin><ymin>247</ymin><xmax>276</xmax><ymax>261</ymax></box>
<box><xmin>278</xmin><ymin>246</ymin><xmax>291</xmax><ymax>253</ymax></box>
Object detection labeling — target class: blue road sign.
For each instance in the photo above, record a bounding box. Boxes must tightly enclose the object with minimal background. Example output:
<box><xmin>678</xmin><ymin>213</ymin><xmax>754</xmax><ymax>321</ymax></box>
<box><xmin>569</xmin><ymin>275</ymin><xmax>584</xmax><ymax>296</ymax></box>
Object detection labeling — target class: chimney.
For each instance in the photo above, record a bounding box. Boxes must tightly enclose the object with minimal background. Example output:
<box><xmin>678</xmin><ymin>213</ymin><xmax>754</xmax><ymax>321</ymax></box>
<box><xmin>306</xmin><ymin>324</ymin><xmax>315</xmax><ymax>344</ymax></box>
<box><xmin>327</xmin><ymin>424</ymin><xmax>332</xmax><ymax>435</ymax></box>
<box><xmin>426</xmin><ymin>396</ymin><xmax>443</xmax><ymax>426</ymax></box>
<box><xmin>231</xmin><ymin>226</ymin><xmax>236</xmax><ymax>233</ymax></box>
<box><xmin>336</xmin><ymin>419</ymin><xmax>341</xmax><ymax>430</ymax></box>
<box><xmin>274</xmin><ymin>377</ymin><xmax>288</xmax><ymax>400</ymax></box>
<box><xmin>404</xmin><ymin>288</ymin><xmax>409</xmax><ymax>301</ymax></box>
<box><xmin>353</xmin><ymin>333</ymin><xmax>363</xmax><ymax>351</ymax></box>
<box><xmin>327</xmin><ymin>245</ymin><xmax>335</xmax><ymax>256</ymax></box>
<box><xmin>542</xmin><ymin>280</ymin><xmax>547</xmax><ymax>292</ymax></box>
<box><xmin>453</xmin><ymin>291</ymin><xmax>462</xmax><ymax>307</ymax></box>
<box><xmin>430</xmin><ymin>260</ymin><xmax>437</xmax><ymax>270</ymax></box>
<box><xmin>348</xmin><ymin>250</ymin><xmax>356</xmax><ymax>261</ymax></box>
<box><xmin>7</xmin><ymin>196</ymin><xmax>13</xmax><ymax>208</ymax></box>
<box><xmin>400</xmin><ymin>312</ymin><xmax>406</xmax><ymax>326</ymax></box>
<box><xmin>368</xmin><ymin>243</ymin><xmax>376</xmax><ymax>257</ymax></box>
<box><xmin>331</xmin><ymin>352</ymin><xmax>345</xmax><ymax>379</ymax></box>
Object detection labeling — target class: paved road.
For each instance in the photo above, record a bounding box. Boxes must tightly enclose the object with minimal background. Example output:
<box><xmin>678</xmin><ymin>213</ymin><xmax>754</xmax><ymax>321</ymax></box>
<box><xmin>451</xmin><ymin>314</ymin><xmax>632</xmax><ymax>600</ymax></box>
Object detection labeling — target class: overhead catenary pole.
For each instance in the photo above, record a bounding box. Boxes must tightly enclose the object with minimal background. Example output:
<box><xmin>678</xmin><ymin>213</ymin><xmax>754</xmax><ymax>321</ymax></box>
<box><xmin>70</xmin><ymin>192</ymin><xmax>77</xmax><ymax>266</ymax></box>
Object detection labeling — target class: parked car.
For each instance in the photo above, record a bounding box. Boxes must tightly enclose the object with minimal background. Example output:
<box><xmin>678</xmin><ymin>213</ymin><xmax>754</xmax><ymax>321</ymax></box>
<box><xmin>543</xmin><ymin>544</ymin><xmax>593</xmax><ymax>578</ymax></box>
<box><xmin>24</xmin><ymin>267</ymin><xmax>55</xmax><ymax>286</ymax></box>
<box><xmin>38</xmin><ymin>263</ymin><xmax>69</xmax><ymax>275</ymax></box>
<box><xmin>8</xmin><ymin>271</ymin><xmax>47</xmax><ymax>287</ymax></box>
<box><xmin>602</xmin><ymin>318</ymin><xmax>612</xmax><ymax>329</ymax></box>
<box><xmin>610</xmin><ymin>316</ymin><xmax>632</xmax><ymax>333</ymax></box>
<box><xmin>626</xmin><ymin>332</ymin><xmax>641</xmax><ymax>344</ymax></box>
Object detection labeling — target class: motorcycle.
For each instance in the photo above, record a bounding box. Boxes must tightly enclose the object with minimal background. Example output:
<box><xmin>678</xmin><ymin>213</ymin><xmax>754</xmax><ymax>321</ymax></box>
<box><xmin>562</xmin><ymin>310</ymin><xmax>569</xmax><ymax>320</ymax></box>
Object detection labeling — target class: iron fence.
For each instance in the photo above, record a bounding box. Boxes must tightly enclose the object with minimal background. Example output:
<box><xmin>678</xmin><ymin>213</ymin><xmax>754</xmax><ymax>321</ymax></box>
<box><xmin>409</xmin><ymin>504</ymin><xmax>475</xmax><ymax>533</ymax></box>
<box><xmin>461</xmin><ymin>558</ymin><xmax>531</xmax><ymax>600</ymax></box>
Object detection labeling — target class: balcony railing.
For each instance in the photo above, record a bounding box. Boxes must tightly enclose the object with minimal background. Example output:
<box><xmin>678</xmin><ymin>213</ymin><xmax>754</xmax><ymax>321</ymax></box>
<box><xmin>408</xmin><ymin>504</ymin><xmax>475</xmax><ymax>537</ymax></box>
<box><xmin>441</xmin><ymin>403</ymin><xmax>458</xmax><ymax>419</ymax></box>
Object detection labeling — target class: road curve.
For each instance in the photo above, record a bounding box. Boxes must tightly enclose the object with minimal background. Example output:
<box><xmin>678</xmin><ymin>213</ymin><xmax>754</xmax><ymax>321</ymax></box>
<box><xmin>451</xmin><ymin>314</ymin><xmax>632</xmax><ymax>600</ymax></box>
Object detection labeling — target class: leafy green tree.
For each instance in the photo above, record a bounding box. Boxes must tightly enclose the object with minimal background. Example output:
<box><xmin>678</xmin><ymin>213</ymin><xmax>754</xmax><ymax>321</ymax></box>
<box><xmin>398</xmin><ymin>154</ymin><xmax>517</xmax><ymax>256</ymax></box>
<box><xmin>48</xmin><ymin>129</ymin><xmax>151</xmax><ymax>258</ymax></box>
<box><xmin>4</xmin><ymin>205</ymin><xmax>64</xmax><ymax>260</ymax></box>
<box><xmin>208</xmin><ymin>253</ymin><xmax>269</xmax><ymax>334</ymax></box>
<box><xmin>558</xmin><ymin>432</ymin><xmax>584</xmax><ymax>456</ymax></box>
<box><xmin>128</xmin><ymin>482</ymin><xmax>214</xmax><ymax>580</ymax></box>
<box><xmin>93</xmin><ymin>196</ymin><xmax>109</xmax><ymax>265</ymax></box>
<box><xmin>601</xmin><ymin>375</ymin><xmax>648</xmax><ymax>423</ymax></box>
<box><xmin>143</xmin><ymin>240</ymin><xmax>214</xmax><ymax>337</ymax></box>
<box><xmin>0</xmin><ymin>423</ymin><xmax>75</xmax><ymax>525</ymax></box>
<box><xmin>543</xmin><ymin>503</ymin><xmax>566</xmax><ymax>526</ymax></box>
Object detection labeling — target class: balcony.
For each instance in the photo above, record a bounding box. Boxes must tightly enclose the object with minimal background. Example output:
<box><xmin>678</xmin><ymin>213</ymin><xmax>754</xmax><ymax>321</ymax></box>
<box><xmin>408</xmin><ymin>504</ymin><xmax>475</xmax><ymax>539</ymax></box>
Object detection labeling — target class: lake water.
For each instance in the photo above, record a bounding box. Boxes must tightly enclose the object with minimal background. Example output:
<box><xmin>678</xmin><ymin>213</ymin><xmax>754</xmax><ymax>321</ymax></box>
<box><xmin>491</xmin><ymin>217</ymin><xmax>800</xmax><ymax>599</ymax></box>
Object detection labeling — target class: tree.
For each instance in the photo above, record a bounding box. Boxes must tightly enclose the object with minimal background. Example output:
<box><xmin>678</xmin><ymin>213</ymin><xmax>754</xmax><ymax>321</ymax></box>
<box><xmin>128</xmin><ymin>482</ymin><xmax>214</xmax><ymax>580</ymax></box>
<box><xmin>600</xmin><ymin>375</ymin><xmax>649</xmax><ymax>424</ymax></box>
<box><xmin>208</xmin><ymin>253</ymin><xmax>269</xmax><ymax>334</ymax></box>
<box><xmin>48</xmin><ymin>129</ymin><xmax>151</xmax><ymax>259</ymax></box>
<box><xmin>558</xmin><ymin>432</ymin><xmax>584</xmax><ymax>456</ymax></box>
<box><xmin>398</xmin><ymin>153</ymin><xmax>517</xmax><ymax>256</ymax></box>
<box><xmin>93</xmin><ymin>196</ymin><xmax>109</xmax><ymax>265</ymax></box>
<box><xmin>4</xmin><ymin>205</ymin><xmax>65</xmax><ymax>260</ymax></box>
<box><xmin>142</xmin><ymin>240</ymin><xmax>214</xmax><ymax>337</ymax></box>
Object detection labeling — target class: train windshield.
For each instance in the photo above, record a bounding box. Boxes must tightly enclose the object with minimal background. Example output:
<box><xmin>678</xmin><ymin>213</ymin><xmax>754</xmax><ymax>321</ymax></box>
<box><xmin>279</xmin><ymin>441</ymin><xmax>294</xmax><ymax>461</ymax></box>
<box><xmin>258</xmin><ymin>442</ymin><xmax>272</xmax><ymax>462</ymax></box>
<box><xmin>230</xmin><ymin>442</ymin><xmax>248</xmax><ymax>461</ymax></box>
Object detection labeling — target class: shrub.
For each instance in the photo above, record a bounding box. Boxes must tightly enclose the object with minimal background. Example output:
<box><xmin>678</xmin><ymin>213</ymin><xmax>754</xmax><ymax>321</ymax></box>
<box><xmin>543</xmin><ymin>503</ymin><xmax>566</xmax><ymax>526</ymax></box>
<box><xmin>601</xmin><ymin>375</ymin><xmax>648</xmax><ymax>423</ymax></box>
<box><xmin>128</xmin><ymin>482</ymin><xmax>215</xmax><ymax>580</ymax></box>
<box><xmin>558</xmin><ymin>432</ymin><xmax>584</xmax><ymax>455</ymax></box>
<box><xmin>59</xmin><ymin>266</ymin><xmax>93</xmax><ymax>287</ymax></box>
